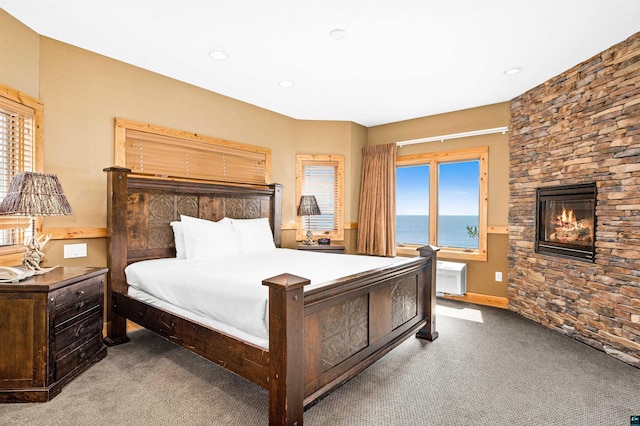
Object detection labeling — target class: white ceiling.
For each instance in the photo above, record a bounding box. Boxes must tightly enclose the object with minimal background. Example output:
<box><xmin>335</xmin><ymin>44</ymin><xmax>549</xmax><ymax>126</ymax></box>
<box><xmin>2</xmin><ymin>1</ymin><xmax>639</xmax><ymax>127</ymax></box>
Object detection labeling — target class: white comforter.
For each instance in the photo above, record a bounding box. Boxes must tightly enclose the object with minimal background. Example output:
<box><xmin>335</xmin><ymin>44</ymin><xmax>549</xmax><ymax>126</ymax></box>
<box><xmin>125</xmin><ymin>248</ymin><xmax>411</xmax><ymax>343</ymax></box>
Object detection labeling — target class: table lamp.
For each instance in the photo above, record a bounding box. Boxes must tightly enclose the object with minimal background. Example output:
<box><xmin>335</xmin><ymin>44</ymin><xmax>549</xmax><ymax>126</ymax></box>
<box><xmin>0</xmin><ymin>172</ymin><xmax>72</xmax><ymax>273</ymax></box>
<box><xmin>297</xmin><ymin>195</ymin><xmax>321</xmax><ymax>245</ymax></box>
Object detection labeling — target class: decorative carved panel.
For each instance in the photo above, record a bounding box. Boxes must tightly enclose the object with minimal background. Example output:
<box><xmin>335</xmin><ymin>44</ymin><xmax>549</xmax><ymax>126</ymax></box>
<box><xmin>225</xmin><ymin>198</ymin><xmax>261</xmax><ymax>219</ymax></box>
<box><xmin>391</xmin><ymin>277</ymin><xmax>417</xmax><ymax>329</ymax></box>
<box><xmin>148</xmin><ymin>194</ymin><xmax>174</xmax><ymax>249</ymax></box>
<box><xmin>320</xmin><ymin>295</ymin><xmax>368</xmax><ymax>371</ymax></box>
<box><xmin>149</xmin><ymin>194</ymin><xmax>174</xmax><ymax>222</ymax></box>
<box><xmin>127</xmin><ymin>191</ymin><xmax>267</xmax><ymax>251</ymax></box>
<box><xmin>177</xmin><ymin>195</ymin><xmax>198</xmax><ymax>218</ymax></box>
<box><xmin>129</xmin><ymin>193</ymin><xmax>201</xmax><ymax>250</ymax></box>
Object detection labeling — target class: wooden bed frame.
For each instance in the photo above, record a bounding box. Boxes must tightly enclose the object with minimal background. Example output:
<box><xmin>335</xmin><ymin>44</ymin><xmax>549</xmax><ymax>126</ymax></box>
<box><xmin>103</xmin><ymin>167</ymin><xmax>438</xmax><ymax>425</ymax></box>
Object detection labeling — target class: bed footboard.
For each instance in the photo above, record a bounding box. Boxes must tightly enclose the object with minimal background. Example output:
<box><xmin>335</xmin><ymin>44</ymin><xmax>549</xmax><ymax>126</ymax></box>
<box><xmin>262</xmin><ymin>245</ymin><xmax>437</xmax><ymax>425</ymax></box>
<box><xmin>304</xmin><ymin>245</ymin><xmax>437</xmax><ymax>406</ymax></box>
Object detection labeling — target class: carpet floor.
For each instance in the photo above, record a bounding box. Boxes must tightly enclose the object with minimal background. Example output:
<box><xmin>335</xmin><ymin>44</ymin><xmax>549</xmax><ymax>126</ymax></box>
<box><xmin>1</xmin><ymin>298</ymin><xmax>638</xmax><ymax>425</ymax></box>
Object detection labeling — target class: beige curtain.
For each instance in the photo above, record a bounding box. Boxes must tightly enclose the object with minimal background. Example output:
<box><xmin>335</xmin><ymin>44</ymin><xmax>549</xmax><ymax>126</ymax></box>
<box><xmin>357</xmin><ymin>143</ymin><xmax>396</xmax><ymax>256</ymax></box>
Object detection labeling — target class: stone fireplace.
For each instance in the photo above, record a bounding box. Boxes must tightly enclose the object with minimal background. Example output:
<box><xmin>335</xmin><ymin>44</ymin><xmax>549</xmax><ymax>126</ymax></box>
<box><xmin>535</xmin><ymin>183</ymin><xmax>596</xmax><ymax>262</ymax></box>
<box><xmin>508</xmin><ymin>32</ymin><xmax>640</xmax><ymax>367</ymax></box>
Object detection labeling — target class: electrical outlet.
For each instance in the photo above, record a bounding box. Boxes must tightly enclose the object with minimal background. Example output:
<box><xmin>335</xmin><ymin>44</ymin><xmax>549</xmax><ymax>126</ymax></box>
<box><xmin>495</xmin><ymin>271</ymin><xmax>503</xmax><ymax>282</ymax></box>
<box><xmin>64</xmin><ymin>243</ymin><xmax>87</xmax><ymax>258</ymax></box>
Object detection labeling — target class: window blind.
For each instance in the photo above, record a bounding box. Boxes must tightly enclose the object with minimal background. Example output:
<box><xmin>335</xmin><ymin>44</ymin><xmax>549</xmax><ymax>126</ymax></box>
<box><xmin>296</xmin><ymin>154</ymin><xmax>344</xmax><ymax>241</ymax></box>
<box><xmin>0</xmin><ymin>95</ymin><xmax>36</xmax><ymax>245</ymax></box>
<box><xmin>303</xmin><ymin>164</ymin><xmax>337</xmax><ymax>231</ymax></box>
<box><xmin>124</xmin><ymin>128</ymin><xmax>268</xmax><ymax>185</ymax></box>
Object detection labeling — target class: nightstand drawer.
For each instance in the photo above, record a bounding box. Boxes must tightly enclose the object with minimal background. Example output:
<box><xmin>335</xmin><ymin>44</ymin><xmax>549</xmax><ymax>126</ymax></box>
<box><xmin>55</xmin><ymin>334</ymin><xmax>104</xmax><ymax>381</ymax></box>
<box><xmin>51</xmin><ymin>276</ymin><xmax>103</xmax><ymax>326</ymax></box>
<box><xmin>54</xmin><ymin>310</ymin><xmax>102</xmax><ymax>357</ymax></box>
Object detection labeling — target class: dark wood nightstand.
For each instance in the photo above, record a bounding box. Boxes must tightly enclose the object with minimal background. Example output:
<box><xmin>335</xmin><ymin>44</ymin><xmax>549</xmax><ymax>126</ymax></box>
<box><xmin>0</xmin><ymin>267</ymin><xmax>108</xmax><ymax>403</ymax></box>
<box><xmin>297</xmin><ymin>243</ymin><xmax>345</xmax><ymax>254</ymax></box>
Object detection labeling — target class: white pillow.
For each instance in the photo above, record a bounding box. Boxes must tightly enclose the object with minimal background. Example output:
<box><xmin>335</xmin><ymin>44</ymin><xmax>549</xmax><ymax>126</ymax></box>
<box><xmin>180</xmin><ymin>215</ymin><xmax>240</xmax><ymax>259</ymax></box>
<box><xmin>170</xmin><ymin>221</ymin><xmax>186</xmax><ymax>259</ymax></box>
<box><xmin>229</xmin><ymin>217</ymin><xmax>276</xmax><ymax>254</ymax></box>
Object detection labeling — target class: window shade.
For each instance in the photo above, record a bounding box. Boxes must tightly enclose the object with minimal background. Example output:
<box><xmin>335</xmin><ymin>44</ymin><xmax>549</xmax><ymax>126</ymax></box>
<box><xmin>124</xmin><ymin>128</ymin><xmax>268</xmax><ymax>185</ymax></box>
<box><xmin>303</xmin><ymin>164</ymin><xmax>337</xmax><ymax>231</ymax></box>
<box><xmin>296</xmin><ymin>154</ymin><xmax>344</xmax><ymax>241</ymax></box>
<box><xmin>0</xmin><ymin>95</ymin><xmax>36</xmax><ymax>245</ymax></box>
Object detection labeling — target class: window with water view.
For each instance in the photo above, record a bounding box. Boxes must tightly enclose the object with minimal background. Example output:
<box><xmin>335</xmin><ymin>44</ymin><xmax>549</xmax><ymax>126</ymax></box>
<box><xmin>396</xmin><ymin>147</ymin><xmax>487</xmax><ymax>259</ymax></box>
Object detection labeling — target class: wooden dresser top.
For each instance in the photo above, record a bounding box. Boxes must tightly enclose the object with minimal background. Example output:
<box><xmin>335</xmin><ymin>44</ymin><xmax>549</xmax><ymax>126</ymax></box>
<box><xmin>0</xmin><ymin>267</ymin><xmax>108</xmax><ymax>292</ymax></box>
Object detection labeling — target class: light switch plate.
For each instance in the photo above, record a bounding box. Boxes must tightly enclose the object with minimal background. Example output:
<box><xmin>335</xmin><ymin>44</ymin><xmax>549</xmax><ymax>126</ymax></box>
<box><xmin>64</xmin><ymin>243</ymin><xmax>87</xmax><ymax>258</ymax></box>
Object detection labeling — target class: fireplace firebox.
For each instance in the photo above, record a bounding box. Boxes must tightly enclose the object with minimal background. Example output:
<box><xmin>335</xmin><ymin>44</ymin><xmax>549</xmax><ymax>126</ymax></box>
<box><xmin>535</xmin><ymin>183</ymin><xmax>596</xmax><ymax>262</ymax></box>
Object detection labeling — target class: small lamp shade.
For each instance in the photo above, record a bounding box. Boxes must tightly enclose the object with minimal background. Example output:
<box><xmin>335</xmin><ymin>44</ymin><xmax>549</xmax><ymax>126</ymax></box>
<box><xmin>298</xmin><ymin>195</ymin><xmax>321</xmax><ymax>245</ymax></box>
<box><xmin>297</xmin><ymin>195</ymin><xmax>321</xmax><ymax>217</ymax></box>
<box><xmin>0</xmin><ymin>172</ymin><xmax>72</xmax><ymax>274</ymax></box>
<box><xmin>0</xmin><ymin>172</ymin><xmax>72</xmax><ymax>217</ymax></box>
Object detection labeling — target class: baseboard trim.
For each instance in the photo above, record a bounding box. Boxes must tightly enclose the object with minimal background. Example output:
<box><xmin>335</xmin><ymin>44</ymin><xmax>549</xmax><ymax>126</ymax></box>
<box><xmin>441</xmin><ymin>292</ymin><xmax>509</xmax><ymax>309</ymax></box>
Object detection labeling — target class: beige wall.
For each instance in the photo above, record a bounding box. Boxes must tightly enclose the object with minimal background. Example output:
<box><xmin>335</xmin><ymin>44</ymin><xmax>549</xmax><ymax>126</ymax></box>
<box><xmin>1</xmin><ymin>9</ymin><xmax>507</xmax><ymax>297</ymax></box>
<box><xmin>37</xmin><ymin>35</ymin><xmax>293</xmax><ymax>266</ymax></box>
<box><xmin>367</xmin><ymin>103</ymin><xmax>511</xmax><ymax>297</ymax></box>
<box><xmin>288</xmin><ymin>120</ymin><xmax>366</xmax><ymax>253</ymax></box>
<box><xmin>0</xmin><ymin>10</ymin><xmax>39</xmax><ymax>98</ymax></box>
<box><xmin>1</xmin><ymin>10</ymin><xmax>366</xmax><ymax>266</ymax></box>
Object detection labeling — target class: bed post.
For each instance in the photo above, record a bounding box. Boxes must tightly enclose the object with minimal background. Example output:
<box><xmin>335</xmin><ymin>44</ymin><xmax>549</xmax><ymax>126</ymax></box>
<box><xmin>269</xmin><ymin>183</ymin><xmax>283</xmax><ymax>248</ymax></box>
<box><xmin>103</xmin><ymin>167</ymin><xmax>131</xmax><ymax>346</ymax></box>
<box><xmin>262</xmin><ymin>273</ymin><xmax>310</xmax><ymax>426</ymax></box>
<box><xmin>416</xmin><ymin>245</ymin><xmax>439</xmax><ymax>341</ymax></box>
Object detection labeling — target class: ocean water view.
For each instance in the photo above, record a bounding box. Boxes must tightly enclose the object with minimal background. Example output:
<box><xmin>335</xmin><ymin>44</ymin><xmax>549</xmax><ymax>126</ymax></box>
<box><xmin>396</xmin><ymin>215</ymin><xmax>479</xmax><ymax>249</ymax></box>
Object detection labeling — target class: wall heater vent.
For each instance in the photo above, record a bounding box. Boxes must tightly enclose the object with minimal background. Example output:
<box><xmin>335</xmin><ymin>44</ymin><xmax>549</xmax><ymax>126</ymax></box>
<box><xmin>436</xmin><ymin>261</ymin><xmax>467</xmax><ymax>296</ymax></box>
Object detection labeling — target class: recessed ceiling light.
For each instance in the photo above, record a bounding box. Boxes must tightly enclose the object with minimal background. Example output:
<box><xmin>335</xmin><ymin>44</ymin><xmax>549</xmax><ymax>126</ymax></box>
<box><xmin>279</xmin><ymin>80</ymin><xmax>295</xmax><ymax>88</ymax></box>
<box><xmin>329</xmin><ymin>29</ymin><xmax>347</xmax><ymax>40</ymax></box>
<box><xmin>503</xmin><ymin>66</ymin><xmax>522</xmax><ymax>76</ymax></box>
<box><xmin>208</xmin><ymin>50</ymin><xmax>229</xmax><ymax>60</ymax></box>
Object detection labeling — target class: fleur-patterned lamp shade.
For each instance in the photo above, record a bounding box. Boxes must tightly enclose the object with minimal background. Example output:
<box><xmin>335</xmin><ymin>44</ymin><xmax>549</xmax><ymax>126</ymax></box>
<box><xmin>297</xmin><ymin>195</ymin><xmax>320</xmax><ymax>217</ymax></box>
<box><xmin>0</xmin><ymin>172</ymin><xmax>72</xmax><ymax>217</ymax></box>
<box><xmin>297</xmin><ymin>195</ymin><xmax>321</xmax><ymax>245</ymax></box>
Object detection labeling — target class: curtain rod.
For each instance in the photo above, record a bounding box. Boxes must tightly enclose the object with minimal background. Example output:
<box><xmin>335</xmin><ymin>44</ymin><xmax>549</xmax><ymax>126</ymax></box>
<box><xmin>396</xmin><ymin>126</ymin><xmax>509</xmax><ymax>147</ymax></box>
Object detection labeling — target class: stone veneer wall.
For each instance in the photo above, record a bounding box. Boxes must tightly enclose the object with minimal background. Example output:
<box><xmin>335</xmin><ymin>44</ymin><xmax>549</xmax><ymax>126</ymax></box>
<box><xmin>508</xmin><ymin>32</ymin><xmax>640</xmax><ymax>367</ymax></box>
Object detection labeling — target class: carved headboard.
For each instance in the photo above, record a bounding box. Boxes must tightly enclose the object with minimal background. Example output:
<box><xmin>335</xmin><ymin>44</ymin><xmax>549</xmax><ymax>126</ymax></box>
<box><xmin>104</xmin><ymin>167</ymin><xmax>282</xmax><ymax>294</ymax></box>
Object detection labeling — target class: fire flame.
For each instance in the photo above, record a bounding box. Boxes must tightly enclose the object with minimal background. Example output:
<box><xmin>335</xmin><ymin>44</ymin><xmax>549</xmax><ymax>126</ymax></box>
<box><xmin>549</xmin><ymin>206</ymin><xmax>593</xmax><ymax>245</ymax></box>
<box><xmin>559</xmin><ymin>208</ymin><xmax>575</xmax><ymax>225</ymax></box>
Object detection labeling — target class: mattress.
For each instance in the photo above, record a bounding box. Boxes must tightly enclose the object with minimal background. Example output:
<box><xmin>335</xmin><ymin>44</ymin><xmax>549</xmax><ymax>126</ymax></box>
<box><xmin>125</xmin><ymin>248</ymin><xmax>412</xmax><ymax>347</ymax></box>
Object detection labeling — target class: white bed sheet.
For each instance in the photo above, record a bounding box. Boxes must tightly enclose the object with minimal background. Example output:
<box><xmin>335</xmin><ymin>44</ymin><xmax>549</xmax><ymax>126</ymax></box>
<box><xmin>127</xmin><ymin>287</ymin><xmax>270</xmax><ymax>348</ymax></box>
<box><xmin>125</xmin><ymin>248</ymin><xmax>413</xmax><ymax>345</ymax></box>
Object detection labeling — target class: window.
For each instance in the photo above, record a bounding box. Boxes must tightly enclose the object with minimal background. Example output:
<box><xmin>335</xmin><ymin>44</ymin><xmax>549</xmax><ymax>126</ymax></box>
<box><xmin>396</xmin><ymin>147</ymin><xmax>488</xmax><ymax>261</ymax></box>
<box><xmin>296</xmin><ymin>154</ymin><xmax>344</xmax><ymax>241</ymax></box>
<box><xmin>438</xmin><ymin>160</ymin><xmax>480</xmax><ymax>249</ymax></box>
<box><xmin>396</xmin><ymin>164</ymin><xmax>430</xmax><ymax>245</ymax></box>
<box><xmin>0</xmin><ymin>84</ymin><xmax>43</xmax><ymax>248</ymax></box>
